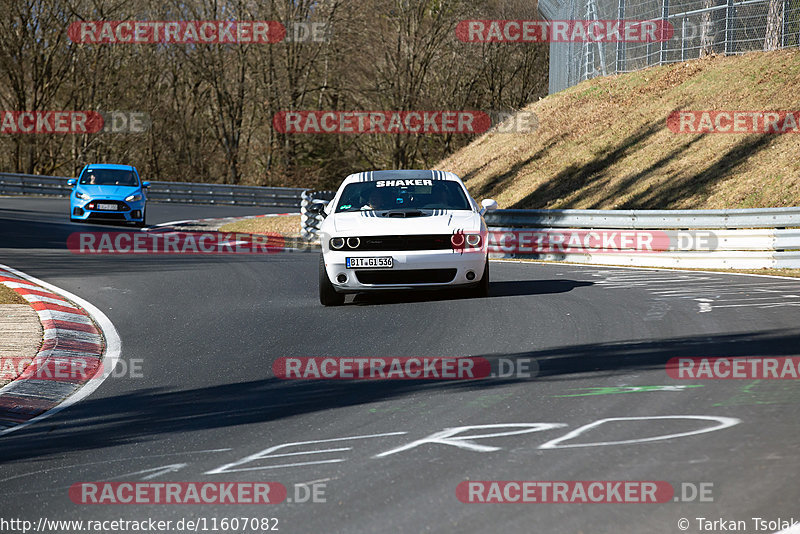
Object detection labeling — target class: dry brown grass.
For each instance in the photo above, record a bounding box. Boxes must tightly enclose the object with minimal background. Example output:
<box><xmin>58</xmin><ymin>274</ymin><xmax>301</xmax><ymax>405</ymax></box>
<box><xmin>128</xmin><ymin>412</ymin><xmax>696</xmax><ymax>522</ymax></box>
<box><xmin>438</xmin><ymin>50</ymin><xmax>800</xmax><ymax>210</ymax></box>
<box><xmin>220</xmin><ymin>215</ymin><xmax>301</xmax><ymax>236</ymax></box>
<box><xmin>0</xmin><ymin>284</ymin><xmax>26</xmax><ymax>304</ymax></box>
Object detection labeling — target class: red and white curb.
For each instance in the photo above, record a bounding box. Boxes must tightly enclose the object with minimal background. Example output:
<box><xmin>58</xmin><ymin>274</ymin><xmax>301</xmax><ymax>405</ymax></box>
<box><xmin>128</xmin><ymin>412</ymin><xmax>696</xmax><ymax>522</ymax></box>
<box><xmin>0</xmin><ymin>264</ymin><xmax>120</xmax><ymax>436</ymax></box>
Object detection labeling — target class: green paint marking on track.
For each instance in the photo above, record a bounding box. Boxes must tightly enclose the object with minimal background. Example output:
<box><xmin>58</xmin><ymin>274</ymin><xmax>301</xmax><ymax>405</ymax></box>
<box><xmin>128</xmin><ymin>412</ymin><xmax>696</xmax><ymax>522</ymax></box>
<box><xmin>713</xmin><ymin>380</ymin><xmax>800</xmax><ymax>407</ymax></box>
<box><xmin>466</xmin><ymin>393</ymin><xmax>516</xmax><ymax>409</ymax></box>
<box><xmin>554</xmin><ymin>385</ymin><xmax>704</xmax><ymax>397</ymax></box>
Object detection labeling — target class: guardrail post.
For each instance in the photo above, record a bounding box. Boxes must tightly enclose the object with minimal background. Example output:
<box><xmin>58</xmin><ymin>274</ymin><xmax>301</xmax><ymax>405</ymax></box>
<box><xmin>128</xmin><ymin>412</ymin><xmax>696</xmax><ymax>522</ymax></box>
<box><xmin>301</xmin><ymin>190</ymin><xmax>321</xmax><ymax>240</ymax></box>
<box><xmin>783</xmin><ymin>0</ymin><xmax>789</xmax><ymax>48</ymax></box>
<box><xmin>681</xmin><ymin>17</ymin><xmax>688</xmax><ymax>61</ymax></box>
<box><xmin>724</xmin><ymin>0</ymin><xmax>735</xmax><ymax>54</ymax></box>
<box><xmin>616</xmin><ymin>0</ymin><xmax>626</xmax><ymax>73</ymax></box>
<box><xmin>300</xmin><ymin>190</ymin><xmax>337</xmax><ymax>240</ymax></box>
<box><xmin>659</xmin><ymin>0</ymin><xmax>670</xmax><ymax>64</ymax></box>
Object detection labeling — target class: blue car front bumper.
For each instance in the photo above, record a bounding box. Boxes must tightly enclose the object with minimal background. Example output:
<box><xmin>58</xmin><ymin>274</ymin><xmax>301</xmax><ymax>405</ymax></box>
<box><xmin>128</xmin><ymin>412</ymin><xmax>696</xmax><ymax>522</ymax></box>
<box><xmin>70</xmin><ymin>197</ymin><xmax>146</xmax><ymax>223</ymax></box>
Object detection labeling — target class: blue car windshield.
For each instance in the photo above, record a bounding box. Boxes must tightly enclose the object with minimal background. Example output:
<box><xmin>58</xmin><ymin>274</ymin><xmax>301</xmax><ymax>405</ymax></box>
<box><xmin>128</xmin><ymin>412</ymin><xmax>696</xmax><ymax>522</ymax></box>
<box><xmin>335</xmin><ymin>180</ymin><xmax>471</xmax><ymax>213</ymax></box>
<box><xmin>79</xmin><ymin>169</ymin><xmax>139</xmax><ymax>186</ymax></box>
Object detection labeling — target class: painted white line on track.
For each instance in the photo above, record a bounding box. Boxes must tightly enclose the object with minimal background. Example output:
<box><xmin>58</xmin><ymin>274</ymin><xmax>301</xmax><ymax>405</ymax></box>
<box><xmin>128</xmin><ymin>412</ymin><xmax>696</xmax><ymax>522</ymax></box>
<box><xmin>0</xmin><ymin>264</ymin><xmax>121</xmax><ymax>437</ymax></box>
<box><xmin>537</xmin><ymin>415</ymin><xmax>741</xmax><ymax>449</ymax></box>
<box><xmin>0</xmin><ymin>449</ymin><xmax>235</xmax><ymax>496</ymax></box>
<box><xmin>495</xmin><ymin>258</ymin><xmax>800</xmax><ymax>282</ymax></box>
<box><xmin>153</xmin><ymin>219</ymin><xmax>193</xmax><ymax>227</ymax></box>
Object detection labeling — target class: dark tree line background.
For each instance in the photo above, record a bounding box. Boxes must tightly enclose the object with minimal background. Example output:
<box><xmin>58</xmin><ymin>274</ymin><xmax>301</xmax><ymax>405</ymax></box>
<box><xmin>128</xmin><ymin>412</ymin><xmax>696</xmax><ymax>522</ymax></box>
<box><xmin>0</xmin><ymin>0</ymin><xmax>548</xmax><ymax>189</ymax></box>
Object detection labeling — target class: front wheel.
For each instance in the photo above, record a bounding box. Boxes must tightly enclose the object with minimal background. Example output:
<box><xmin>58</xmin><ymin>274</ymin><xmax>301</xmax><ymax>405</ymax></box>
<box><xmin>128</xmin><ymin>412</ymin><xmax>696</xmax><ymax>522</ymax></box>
<box><xmin>319</xmin><ymin>254</ymin><xmax>345</xmax><ymax>306</ymax></box>
<box><xmin>133</xmin><ymin>209</ymin><xmax>146</xmax><ymax>228</ymax></box>
<box><xmin>467</xmin><ymin>259</ymin><xmax>490</xmax><ymax>298</ymax></box>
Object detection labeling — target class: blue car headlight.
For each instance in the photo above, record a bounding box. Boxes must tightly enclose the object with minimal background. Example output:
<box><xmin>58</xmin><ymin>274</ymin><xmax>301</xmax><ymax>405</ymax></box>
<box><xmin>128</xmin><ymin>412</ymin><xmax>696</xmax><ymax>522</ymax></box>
<box><xmin>125</xmin><ymin>193</ymin><xmax>143</xmax><ymax>202</ymax></box>
<box><xmin>75</xmin><ymin>191</ymin><xmax>90</xmax><ymax>200</ymax></box>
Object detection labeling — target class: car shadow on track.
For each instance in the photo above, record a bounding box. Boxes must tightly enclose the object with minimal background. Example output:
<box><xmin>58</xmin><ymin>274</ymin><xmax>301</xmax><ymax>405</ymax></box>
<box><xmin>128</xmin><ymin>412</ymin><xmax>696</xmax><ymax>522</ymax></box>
<box><xmin>350</xmin><ymin>279</ymin><xmax>594</xmax><ymax>305</ymax></box>
<box><xmin>1</xmin><ymin>328</ymin><xmax>799</xmax><ymax>463</ymax></box>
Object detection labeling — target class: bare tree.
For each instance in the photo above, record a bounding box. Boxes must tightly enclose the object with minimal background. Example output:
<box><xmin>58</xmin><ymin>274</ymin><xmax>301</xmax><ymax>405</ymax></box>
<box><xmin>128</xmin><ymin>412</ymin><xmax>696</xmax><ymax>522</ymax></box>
<box><xmin>0</xmin><ymin>0</ymin><xmax>549</xmax><ymax>188</ymax></box>
<box><xmin>764</xmin><ymin>0</ymin><xmax>784</xmax><ymax>50</ymax></box>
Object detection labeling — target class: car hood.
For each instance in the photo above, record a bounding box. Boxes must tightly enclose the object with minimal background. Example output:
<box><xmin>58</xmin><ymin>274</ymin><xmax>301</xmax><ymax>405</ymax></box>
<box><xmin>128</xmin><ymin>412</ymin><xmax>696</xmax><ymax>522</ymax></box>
<box><xmin>331</xmin><ymin>210</ymin><xmax>482</xmax><ymax>235</ymax></box>
<box><xmin>78</xmin><ymin>185</ymin><xmax>139</xmax><ymax>198</ymax></box>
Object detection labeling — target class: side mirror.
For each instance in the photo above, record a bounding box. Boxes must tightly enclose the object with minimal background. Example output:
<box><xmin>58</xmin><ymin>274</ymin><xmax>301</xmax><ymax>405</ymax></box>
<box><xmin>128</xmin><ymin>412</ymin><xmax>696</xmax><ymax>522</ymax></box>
<box><xmin>307</xmin><ymin>201</ymin><xmax>327</xmax><ymax>218</ymax></box>
<box><xmin>142</xmin><ymin>181</ymin><xmax>150</xmax><ymax>188</ymax></box>
<box><xmin>67</xmin><ymin>179</ymin><xmax>76</xmax><ymax>187</ymax></box>
<box><xmin>480</xmin><ymin>199</ymin><xmax>498</xmax><ymax>214</ymax></box>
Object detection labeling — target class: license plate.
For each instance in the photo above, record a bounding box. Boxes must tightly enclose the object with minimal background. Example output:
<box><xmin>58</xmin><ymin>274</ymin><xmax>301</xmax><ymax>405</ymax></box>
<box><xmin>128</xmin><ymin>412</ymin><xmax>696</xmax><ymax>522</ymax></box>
<box><xmin>96</xmin><ymin>203</ymin><xmax>117</xmax><ymax>211</ymax></box>
<box><xmin>346</xmin><ymin>257</ymin><xmax>393</xmax><ymax>269</ymax></box>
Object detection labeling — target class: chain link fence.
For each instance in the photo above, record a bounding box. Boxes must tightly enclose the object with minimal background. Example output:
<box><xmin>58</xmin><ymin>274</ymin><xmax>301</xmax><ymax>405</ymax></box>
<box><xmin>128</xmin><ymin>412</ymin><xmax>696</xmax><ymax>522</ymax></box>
<box><xmin>540</xmin><ymin>0</ymin><xmax>800</xmax><ymax>93</ymax></box>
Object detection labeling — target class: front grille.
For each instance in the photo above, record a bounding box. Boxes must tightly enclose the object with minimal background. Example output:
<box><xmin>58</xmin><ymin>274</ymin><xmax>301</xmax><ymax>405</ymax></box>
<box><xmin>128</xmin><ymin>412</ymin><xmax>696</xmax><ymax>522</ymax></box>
<box><xmin>87</xmin><ymin>212</ymin><xmax>127</xmax><ymax>221</ymax></box>
<box><xmin>355</xmin><ymin>269</ymin><xmax>457</xmax><ymax>285</ymax></box>
<box><xmin>356</xmin><ymin>235</ymin><xmax>452</xmax><ymax>251</ymax></box>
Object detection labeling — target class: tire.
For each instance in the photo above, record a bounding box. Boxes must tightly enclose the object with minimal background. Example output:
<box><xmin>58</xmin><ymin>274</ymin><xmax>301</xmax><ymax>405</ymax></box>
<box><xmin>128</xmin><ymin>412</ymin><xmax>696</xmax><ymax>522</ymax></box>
<box><xmin>133</xmin><ymin>210</ymin><xmax>146</xmax><ymax>228</ymax></box>
<box><xmin>319</xmin><ymin>254</ymin><xmax>345</xmax><ymax>306</ymax></box>
<box><xmin>470</xmin><ymin>258</ymin><xmax>490</xmax><ymax>298</ymax></box>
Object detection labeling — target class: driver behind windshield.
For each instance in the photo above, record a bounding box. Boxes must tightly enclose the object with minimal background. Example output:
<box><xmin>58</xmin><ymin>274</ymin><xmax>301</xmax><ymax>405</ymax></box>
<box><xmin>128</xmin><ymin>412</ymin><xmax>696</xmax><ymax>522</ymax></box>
<box><xmin>361</xmin><ymin>188</ymin><xmax>391</xmax><ymax>210</ymax></box>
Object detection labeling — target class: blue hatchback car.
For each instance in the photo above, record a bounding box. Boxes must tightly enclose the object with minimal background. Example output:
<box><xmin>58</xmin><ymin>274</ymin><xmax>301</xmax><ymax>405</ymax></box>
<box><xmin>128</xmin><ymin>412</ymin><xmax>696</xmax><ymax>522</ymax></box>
<box><xmin>68</xmin><ymin>164</ymin><xmax>149</xmax><ymax>227</ymax></box>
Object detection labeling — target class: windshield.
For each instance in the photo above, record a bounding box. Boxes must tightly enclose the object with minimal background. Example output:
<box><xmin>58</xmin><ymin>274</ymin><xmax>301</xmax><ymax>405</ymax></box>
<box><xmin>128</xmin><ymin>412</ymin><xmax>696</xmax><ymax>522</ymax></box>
<box><xmin>335</xmin><ymin>180</ymin><xmax>471</xmax><ymax>213</ymax></box>
<box><xmin>79</xmin><ymin>168</ymin><xmax>139</xmax><ymax>186</ymax></box>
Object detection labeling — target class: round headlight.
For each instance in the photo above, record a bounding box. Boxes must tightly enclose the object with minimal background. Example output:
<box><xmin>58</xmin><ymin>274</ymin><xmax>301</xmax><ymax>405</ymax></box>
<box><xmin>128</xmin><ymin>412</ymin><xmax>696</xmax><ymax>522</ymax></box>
<box><xmin>330</xmin><ymin>237</ymin><xmax>345</xmax><ymax>250</ymax></box>
<box><xmin>346</xmin><ymin>237</ymin><xmax>361</xmax><ymax>249</ymax></box>
<box><xmin>451</xmin><ymin>234</ymin><xmax>465</xmax><ymax>247</ymax></box>
<box><xmin>466</xmin><ymin>234</ymin><xmax>481</xmax><ymax>247</ymax></box>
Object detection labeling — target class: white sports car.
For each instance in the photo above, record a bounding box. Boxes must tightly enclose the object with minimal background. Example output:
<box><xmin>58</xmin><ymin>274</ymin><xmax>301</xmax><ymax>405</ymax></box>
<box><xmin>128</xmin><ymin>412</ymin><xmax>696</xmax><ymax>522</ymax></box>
<box><xmin>312</xmin><ymin>170</ymin><xmax>497</xmax><ymax>306</ymax></box>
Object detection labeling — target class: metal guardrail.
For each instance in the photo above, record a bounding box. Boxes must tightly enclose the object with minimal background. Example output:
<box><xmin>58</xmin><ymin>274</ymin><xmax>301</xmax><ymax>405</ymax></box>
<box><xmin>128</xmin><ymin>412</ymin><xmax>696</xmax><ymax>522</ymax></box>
<box><xmin>485</xmin><ymin>207</ymin><xmax>800</xmax><ymax>229</ymax></box>
<box><xmin>0</xmin><ymin>172</ymin><xmax>304</xmax><ymax>208</ymax></box>
<box><xmin>487</xmin><ymin>208</ymin><xmax>800</xmax><ymax>268</ymax></box>
<box><xmin>4</xmin><ymin>172</ymin><xmax>799</xmax><ymax>268</ymax></box>
<box><xmin>294</xmin><ymin>204</ymin><xmax>800</xmax><ymax>267</ymax></box>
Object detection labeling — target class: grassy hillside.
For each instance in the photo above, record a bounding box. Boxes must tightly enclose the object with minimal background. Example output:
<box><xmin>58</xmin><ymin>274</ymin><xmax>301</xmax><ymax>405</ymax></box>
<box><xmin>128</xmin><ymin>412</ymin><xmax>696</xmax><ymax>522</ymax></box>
<box><xmin>439</xmin><ymin>50</ymin><xmax>800</xmax><ymax>210</ymax></box>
